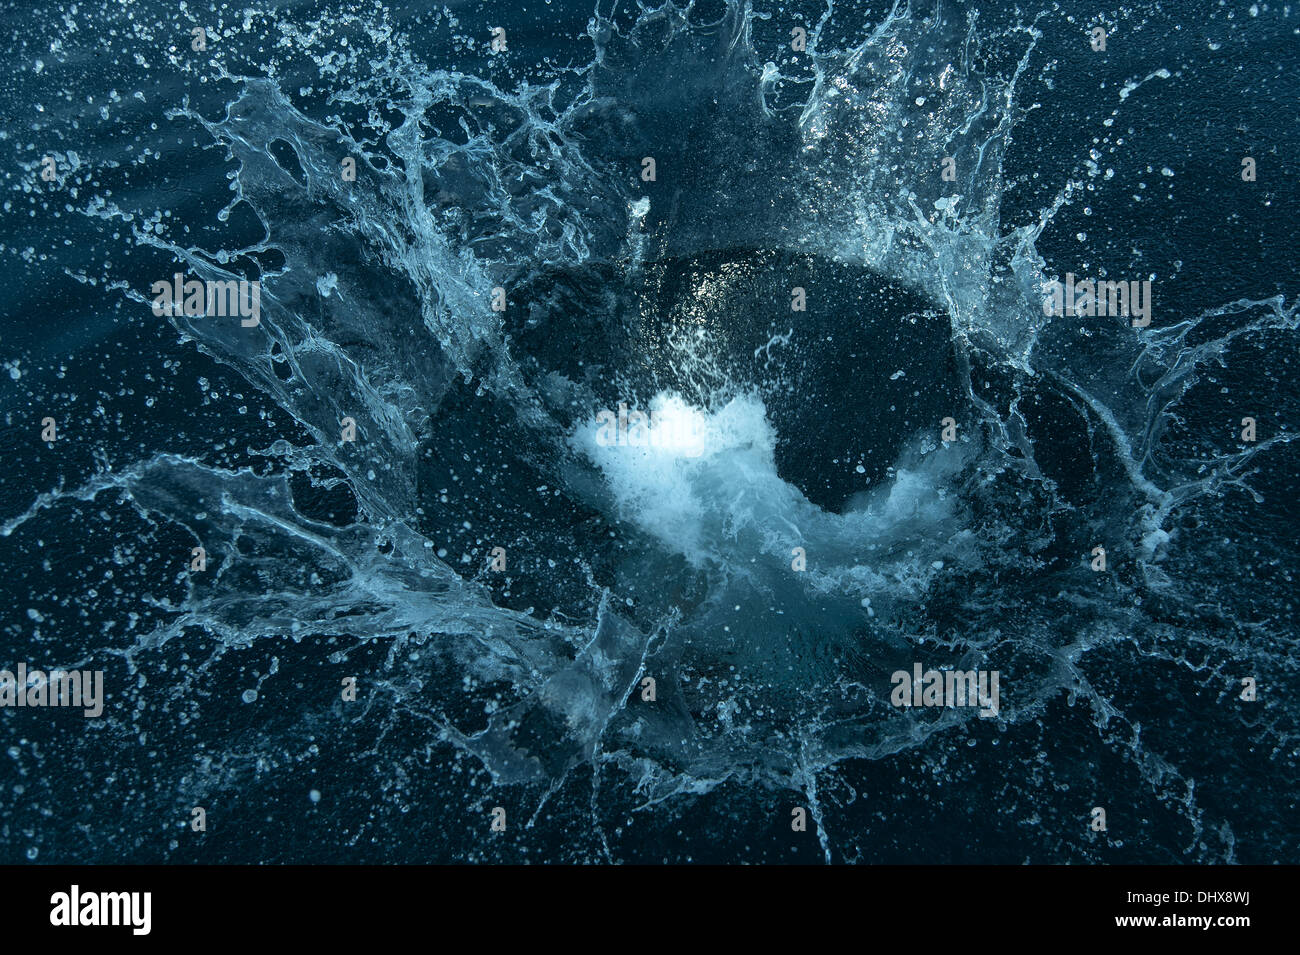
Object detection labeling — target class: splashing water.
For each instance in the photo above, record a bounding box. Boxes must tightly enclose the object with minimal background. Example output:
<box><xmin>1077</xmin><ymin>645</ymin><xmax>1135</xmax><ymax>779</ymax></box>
<box><xmin>2</xmin><ymin>0</ymin><xmax>1297</xmax><ymax>863</ymax></box>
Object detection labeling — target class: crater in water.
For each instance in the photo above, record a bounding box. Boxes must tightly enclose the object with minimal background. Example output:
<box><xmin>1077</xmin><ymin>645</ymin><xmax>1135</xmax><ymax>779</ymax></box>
<box><xmin>503</xmin><ymin>248</ymin><xmax>965</xmax><ymax>511</ymax></box>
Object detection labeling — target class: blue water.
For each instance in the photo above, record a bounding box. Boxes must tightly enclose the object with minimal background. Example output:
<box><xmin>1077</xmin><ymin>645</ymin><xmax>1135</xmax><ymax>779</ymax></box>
<box><xmin>0</xmin><ymin>0</ymin><xmax>1296</xmax><ymax>863</ymax></box>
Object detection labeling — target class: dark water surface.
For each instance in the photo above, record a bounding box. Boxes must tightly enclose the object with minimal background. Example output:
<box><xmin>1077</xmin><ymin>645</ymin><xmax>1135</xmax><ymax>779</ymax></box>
<box><xmin>0</xmin><ymin>0</ymin><xmax>1296</xmax><ymax>863</ymax></box>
